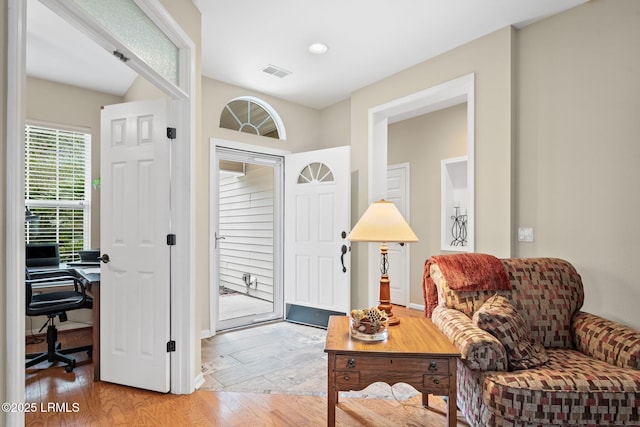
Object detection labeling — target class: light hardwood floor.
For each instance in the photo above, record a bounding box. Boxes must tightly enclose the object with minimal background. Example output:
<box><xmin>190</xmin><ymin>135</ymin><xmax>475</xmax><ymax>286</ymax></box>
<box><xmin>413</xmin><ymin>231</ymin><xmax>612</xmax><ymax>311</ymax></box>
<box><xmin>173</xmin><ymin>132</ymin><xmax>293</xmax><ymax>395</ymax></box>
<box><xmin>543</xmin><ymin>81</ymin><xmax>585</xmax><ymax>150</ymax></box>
<box><xmin>25</xmin><ymin>306</ymin><xmax>469</xmax><ymax>426</ymax></box>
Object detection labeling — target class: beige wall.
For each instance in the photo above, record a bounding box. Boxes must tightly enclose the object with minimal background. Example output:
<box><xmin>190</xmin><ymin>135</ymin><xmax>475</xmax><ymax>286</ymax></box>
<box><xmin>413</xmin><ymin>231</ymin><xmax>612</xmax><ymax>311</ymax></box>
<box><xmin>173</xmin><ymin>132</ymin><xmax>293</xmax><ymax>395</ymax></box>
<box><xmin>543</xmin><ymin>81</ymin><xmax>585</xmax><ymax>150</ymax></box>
<box><xmin>388</xmin><ymin>103</ymin><xmax>467</xmax><ymax>305</ymax></box>
<box><xmin>123</xmin><ymin>75</ymin><xmax>164</xmax><ymax>102</ymax></box>
<box><xmin>516</xmin><ymin>0</ymin><xmax>640</xmax><ymax>329</ymax></box>
<box><xmin>319</xmin><ymin>98</ymin><xmax>351</xmax><ymax>149</ymax></box>
<box><xmin>1</xmin><ymin>0</ymin><xmax>7</xmax><ymax>420</ymax></box>
<box><xmin>349</xmin><ymin>26</ymin><xmax>514</xmax><ymax>308</ymax></box>
<box><xmin>26</xmin><ymin>77</ymin><xmax>123</xmax><ymax>248</ymax></box>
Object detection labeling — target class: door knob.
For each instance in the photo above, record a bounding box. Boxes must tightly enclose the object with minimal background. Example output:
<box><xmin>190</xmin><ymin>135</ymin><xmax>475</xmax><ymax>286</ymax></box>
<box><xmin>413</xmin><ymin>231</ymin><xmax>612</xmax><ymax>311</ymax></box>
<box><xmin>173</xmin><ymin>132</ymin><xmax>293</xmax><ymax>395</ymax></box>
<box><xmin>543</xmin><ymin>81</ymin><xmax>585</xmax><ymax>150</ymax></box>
<box><xmin>98</xmin><ymin>254</ymin><xmax>110</xmax><ymax>263</ymax></box>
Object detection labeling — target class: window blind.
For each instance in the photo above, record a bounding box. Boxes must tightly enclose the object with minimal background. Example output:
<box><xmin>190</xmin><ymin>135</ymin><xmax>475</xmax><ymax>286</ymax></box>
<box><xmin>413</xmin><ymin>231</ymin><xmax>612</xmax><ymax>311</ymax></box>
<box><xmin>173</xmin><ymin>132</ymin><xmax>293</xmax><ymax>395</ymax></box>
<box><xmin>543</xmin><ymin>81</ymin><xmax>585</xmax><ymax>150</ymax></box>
<box><xmin>25</xmin><ymin>124</ymin><xmax>91</xmax><ymax>263</ymax></box>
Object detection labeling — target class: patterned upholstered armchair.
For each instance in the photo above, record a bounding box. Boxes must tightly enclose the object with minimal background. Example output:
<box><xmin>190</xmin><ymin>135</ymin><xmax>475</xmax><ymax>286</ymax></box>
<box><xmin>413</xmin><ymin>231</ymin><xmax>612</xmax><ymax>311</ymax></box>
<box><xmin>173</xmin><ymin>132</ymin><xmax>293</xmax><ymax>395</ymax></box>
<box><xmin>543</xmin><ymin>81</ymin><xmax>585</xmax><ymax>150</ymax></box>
<box><xmin>423</xmin><ymin>256</ymin><xmax>640</xmax><ymax>427</ymax></box>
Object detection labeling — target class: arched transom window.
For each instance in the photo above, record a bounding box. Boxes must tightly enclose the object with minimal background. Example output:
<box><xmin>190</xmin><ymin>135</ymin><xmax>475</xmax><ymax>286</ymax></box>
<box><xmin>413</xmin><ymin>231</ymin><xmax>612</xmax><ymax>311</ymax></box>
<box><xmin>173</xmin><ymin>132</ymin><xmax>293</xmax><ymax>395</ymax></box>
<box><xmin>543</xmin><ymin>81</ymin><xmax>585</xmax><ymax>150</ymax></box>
<box><xmin>219</xmin><ymin>96</ymin><xmax>286</xmax><ymax>140</ymax></box>
<box><xmin>297</xmin><ymin>162</ymin><xmax>334</xmax><ymax>184</ymax></box>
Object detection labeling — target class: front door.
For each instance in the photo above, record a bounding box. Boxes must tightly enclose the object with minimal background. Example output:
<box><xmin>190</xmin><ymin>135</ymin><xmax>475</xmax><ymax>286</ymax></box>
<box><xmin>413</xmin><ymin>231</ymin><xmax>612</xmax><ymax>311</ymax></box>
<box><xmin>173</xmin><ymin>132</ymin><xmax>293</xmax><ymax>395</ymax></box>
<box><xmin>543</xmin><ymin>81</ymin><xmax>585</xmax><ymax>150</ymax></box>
<box><xmin>284</xmin><ymin>146</ymin><xmax>351</xmax><ymax>321</ymax></box>
<box><xmin>100</xmin><ymin>99</ymin><xmax>171</xmax><ymax>392</ymax></box>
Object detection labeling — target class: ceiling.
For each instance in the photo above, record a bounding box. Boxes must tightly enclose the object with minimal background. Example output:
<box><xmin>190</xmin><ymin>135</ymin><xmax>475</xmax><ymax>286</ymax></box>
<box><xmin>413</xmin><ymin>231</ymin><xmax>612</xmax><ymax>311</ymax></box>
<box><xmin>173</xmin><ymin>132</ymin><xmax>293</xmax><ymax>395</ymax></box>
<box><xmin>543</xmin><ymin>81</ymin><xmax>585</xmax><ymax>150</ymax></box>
<box><xmin>27</xmin><ymin>0</ymin><xmax>587</xmax><ymax>110</ymax></box>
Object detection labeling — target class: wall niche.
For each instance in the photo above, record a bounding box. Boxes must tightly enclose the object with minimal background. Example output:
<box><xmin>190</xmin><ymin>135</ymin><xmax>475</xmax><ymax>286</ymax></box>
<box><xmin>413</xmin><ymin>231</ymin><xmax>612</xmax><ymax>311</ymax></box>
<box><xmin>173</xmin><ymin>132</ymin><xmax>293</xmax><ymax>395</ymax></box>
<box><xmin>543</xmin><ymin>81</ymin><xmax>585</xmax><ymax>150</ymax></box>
<box><xmin>441</xmin><ymin>156</ymin><xmax>472</xmax><ymax>252</ymax></box>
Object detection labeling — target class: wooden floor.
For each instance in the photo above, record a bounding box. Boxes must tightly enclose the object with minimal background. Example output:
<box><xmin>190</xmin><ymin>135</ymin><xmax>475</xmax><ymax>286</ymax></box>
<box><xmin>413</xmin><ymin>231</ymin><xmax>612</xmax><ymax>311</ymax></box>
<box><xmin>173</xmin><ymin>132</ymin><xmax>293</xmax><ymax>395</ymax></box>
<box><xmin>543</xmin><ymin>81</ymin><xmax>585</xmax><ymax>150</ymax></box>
<box><xmin>25</xmin><ymin>306</ymin><xmax>470</xmax><ymax>426</ymax></box>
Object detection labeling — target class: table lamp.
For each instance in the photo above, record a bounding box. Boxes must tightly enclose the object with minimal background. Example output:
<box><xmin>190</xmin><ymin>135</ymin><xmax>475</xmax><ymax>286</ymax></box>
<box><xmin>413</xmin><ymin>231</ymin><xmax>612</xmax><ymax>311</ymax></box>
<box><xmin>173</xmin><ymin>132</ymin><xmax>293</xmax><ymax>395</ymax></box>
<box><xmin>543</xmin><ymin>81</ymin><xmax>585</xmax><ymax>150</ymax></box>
<box><xmin>347</xmin><ymin>199</ymin><xmax>418</xmax><ymax>325</ymax></box>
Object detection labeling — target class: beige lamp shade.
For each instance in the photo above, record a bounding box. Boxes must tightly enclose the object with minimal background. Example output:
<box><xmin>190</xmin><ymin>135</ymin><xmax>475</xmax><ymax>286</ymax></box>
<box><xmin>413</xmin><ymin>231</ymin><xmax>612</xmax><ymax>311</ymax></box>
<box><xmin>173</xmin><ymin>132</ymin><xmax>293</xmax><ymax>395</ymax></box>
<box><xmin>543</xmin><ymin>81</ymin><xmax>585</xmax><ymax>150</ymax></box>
<box><xmin>348</xmin><ymin>199</ymin><xmax>418</xmax><ymax>243</ymax></box>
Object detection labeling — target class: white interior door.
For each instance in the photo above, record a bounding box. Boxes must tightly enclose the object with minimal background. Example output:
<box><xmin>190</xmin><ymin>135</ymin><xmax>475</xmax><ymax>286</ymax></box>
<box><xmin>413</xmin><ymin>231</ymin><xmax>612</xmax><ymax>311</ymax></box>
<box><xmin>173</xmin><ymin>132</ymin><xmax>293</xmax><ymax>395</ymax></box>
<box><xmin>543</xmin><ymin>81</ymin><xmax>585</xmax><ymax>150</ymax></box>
<box><xmin>387</xmin><ymin>163</ymin><xmax>410</xmax><ymax>306</ymax></box>
<box><xmin>100</xmin><ymin>98</ymin><xmax>171</xmax><ymax>392</ymax></box>
<box><xmin>284</xmin><ymin>146</ymin><xmax>351</xmax><ymax>317</ymax></box>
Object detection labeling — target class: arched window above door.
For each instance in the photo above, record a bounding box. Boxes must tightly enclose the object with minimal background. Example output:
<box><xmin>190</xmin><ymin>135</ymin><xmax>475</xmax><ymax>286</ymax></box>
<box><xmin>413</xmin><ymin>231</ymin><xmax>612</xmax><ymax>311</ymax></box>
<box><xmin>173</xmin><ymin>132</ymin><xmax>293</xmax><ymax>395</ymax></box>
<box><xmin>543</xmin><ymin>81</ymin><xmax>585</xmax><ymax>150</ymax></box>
<box><xmin>220</xmin><ymin>96</ymin><xmax>286</xmax><ymax>140</ymax></box>
<box><xmin>297</xmin><ymin>162</ymin><xmax>334</xmax><ymax>184</ymax></box>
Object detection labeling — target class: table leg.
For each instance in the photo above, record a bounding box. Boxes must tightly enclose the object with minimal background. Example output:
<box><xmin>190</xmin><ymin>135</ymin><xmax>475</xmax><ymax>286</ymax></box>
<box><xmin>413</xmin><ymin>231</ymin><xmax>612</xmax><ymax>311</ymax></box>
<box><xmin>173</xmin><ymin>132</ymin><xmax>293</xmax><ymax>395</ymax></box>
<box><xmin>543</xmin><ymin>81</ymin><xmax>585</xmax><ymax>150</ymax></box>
<box><xmin>87</xmin><ymin>281</ymin><xmax>100</xmax><ymax>382</ymax></box>
<box><xmin>327</xmin><ymin>354</ymin><xmax>336</xmax><ymax>426</ymax></box>
<box><xmin>447</xmin><ymin>391</ymin><xmax>456</xmax><ymax>427</ymax></box>
<box><xmin>328</xmin><ymin>390</ymin><xmax>337</xmax><ymax>426</ymax></box>
<box><xmin>422</xmin><ymin>392</ymin><xmax>429</xmax><ymax>407</ymax></box>
<box><xmin>447</xmin><ymin>357</ymin><xmax>457</xmax><ymax>427</ymax></box>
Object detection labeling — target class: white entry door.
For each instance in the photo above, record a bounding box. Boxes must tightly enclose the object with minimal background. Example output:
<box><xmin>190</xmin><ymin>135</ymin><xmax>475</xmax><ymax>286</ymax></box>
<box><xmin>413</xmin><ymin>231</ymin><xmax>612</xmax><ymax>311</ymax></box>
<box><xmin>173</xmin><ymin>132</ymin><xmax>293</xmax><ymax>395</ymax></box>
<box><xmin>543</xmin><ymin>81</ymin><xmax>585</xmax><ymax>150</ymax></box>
<box><xmin>284</xmin><ymin>146</ymin><xmax>351</xmax><ymax>317</ymax></box>
<box><xmin>100</xmin><ymin>99</ymin><xmax>171</xmax><ymax>392</ymax></box>
<box><xmin>387</xmin><ymin>163</ymin><xmax>410</xmax><ymax>306</ymax></box>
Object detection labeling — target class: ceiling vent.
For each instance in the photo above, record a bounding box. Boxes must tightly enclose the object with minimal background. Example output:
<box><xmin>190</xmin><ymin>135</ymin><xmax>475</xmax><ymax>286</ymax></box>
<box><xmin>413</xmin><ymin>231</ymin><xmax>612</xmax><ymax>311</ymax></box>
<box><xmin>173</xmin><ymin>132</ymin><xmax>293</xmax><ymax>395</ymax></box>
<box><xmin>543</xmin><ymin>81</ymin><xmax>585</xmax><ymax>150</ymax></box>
<box><xmin>262</xmin><ymin>64</ymin><xmax>291</xmax><ymax>78</ymax></box>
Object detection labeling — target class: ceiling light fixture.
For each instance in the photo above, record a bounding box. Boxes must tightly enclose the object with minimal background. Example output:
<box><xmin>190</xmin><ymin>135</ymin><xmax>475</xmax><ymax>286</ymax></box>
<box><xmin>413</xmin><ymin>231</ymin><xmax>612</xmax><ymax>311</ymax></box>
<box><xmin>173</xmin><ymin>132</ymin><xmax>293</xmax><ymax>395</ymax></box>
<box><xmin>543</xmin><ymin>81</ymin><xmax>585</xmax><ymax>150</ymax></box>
<box><xmin>308</xmin><ymin>42</ymin><xmax>329</xmax><ymax>55</ymax></box>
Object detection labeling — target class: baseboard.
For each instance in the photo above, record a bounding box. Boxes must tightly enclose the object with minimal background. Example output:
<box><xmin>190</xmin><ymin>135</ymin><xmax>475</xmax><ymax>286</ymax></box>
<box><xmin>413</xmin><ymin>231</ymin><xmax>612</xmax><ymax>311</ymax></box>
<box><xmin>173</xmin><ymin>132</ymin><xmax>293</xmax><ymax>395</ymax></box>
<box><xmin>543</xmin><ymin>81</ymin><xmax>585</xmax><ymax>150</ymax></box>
<box><xmin>200</xmin><ymin>329</ymin><xmax>214</xmax><ymax>339</ymax></box>
<box><xmin>408</xmin><ymin>302</ymin><xmax>425</xmax><ymax>312</ymax></box>
<box><xmin>193</xmin><ymin>372</ymin><xmax>205</xmax><ymax>390</ymax></box>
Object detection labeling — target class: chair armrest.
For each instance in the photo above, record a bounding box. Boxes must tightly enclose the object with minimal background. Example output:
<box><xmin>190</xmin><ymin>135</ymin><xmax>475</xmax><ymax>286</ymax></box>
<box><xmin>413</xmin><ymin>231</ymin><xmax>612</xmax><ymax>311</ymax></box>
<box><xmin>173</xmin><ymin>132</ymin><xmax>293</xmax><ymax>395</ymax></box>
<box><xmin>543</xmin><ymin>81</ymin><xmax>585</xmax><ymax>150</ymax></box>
<box><xmin>27</xmin><ymin>268</ymin><xmax>76</xmax><ymax>280</ymax></box>
<box><xmin>432</xmin><ymin>306</ymin><xmax>508</xmax><ymax>371</ymax></box>
<box><xmin>27</xmin><ymin>275</ymin><xmax>87</xmax><ymax>296</ymax></box>
<box><xmin>572</xmin><ymin>311</ymin><xmax>640</xmax><ymax>370</ymax></box>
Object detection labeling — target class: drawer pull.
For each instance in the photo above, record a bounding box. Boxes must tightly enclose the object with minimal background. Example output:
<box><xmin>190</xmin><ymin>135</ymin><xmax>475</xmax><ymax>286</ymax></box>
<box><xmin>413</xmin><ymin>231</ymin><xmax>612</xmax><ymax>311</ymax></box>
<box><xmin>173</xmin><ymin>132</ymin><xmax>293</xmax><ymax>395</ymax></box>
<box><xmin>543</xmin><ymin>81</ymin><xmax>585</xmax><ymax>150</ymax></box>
<box><xmin>347</xmin><ymin>358</ymin><xmax>356</xmax><ymax>368</ymax></box>
<box><xmin>429</xmin><ymin>361</ymin><xmax>438</xmax><ymax>371</ymax></box>
<box><xmin>343</xmin><ymin>375</ymin><xmax>350</xmax><ymax>381</ymax></box>
<box><xmin>433</xmin><ymin>378</ymin><xmax>440</xmax><ymax>385</ymax></box>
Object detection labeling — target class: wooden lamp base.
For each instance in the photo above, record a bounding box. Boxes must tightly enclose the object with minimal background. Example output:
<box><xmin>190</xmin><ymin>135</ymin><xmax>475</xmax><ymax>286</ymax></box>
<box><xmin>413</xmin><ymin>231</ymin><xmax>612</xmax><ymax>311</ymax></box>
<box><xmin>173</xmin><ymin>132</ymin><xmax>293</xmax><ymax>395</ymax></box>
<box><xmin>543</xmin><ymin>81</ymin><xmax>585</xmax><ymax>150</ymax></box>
<box><xmin>377</xmin><ymin>275</ymin><xmax>400</xmax><ymax>326</ymax></box>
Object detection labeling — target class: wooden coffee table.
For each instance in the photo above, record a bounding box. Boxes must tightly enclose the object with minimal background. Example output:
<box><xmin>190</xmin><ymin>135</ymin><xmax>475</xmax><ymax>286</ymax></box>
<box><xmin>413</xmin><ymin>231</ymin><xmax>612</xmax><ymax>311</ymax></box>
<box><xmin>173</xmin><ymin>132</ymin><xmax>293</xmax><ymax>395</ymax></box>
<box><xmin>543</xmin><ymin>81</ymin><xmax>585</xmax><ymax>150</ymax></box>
<box><xmin>324</xmin><ymin>316</ymin><xmax>460</xmax><ymax>427</ymax></box>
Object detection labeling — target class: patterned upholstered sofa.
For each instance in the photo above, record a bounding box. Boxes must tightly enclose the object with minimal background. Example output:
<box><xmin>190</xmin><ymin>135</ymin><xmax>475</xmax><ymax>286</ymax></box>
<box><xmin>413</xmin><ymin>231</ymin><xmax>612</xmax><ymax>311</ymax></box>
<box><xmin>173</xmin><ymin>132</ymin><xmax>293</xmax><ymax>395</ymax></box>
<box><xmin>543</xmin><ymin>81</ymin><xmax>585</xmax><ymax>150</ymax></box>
<box><xmin>423</xmin><ymin>256</ymin><xmax>640</xmax><ymax>426</ymax></box>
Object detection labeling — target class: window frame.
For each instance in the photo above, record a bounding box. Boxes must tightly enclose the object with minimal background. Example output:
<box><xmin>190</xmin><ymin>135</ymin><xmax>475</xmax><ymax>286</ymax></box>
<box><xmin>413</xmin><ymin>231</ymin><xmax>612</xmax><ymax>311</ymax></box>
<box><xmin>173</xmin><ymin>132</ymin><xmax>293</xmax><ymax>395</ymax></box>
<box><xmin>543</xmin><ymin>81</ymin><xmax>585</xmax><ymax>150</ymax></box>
<box><xmin>24</xmin><ymin>121</ymin><xmax>92</xmax><ymax>262</ymax></box>
<box><xmin>220</xmin><ymin>96</ymin><xmax>287</xmax><ymax>140</ymax></box>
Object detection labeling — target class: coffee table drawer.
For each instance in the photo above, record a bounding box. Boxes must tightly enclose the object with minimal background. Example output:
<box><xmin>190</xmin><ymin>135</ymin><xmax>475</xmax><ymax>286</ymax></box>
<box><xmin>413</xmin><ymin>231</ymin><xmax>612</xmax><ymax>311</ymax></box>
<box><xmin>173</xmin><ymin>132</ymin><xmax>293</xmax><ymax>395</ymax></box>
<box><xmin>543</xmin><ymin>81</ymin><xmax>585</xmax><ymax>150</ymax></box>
<box><xmin>335</xmin><ymin>355</ymin><xmax>449</xmax><ymax>374</ymax></box>
<box><xmin>423</xmin><ymin>374</ymin><xmax>450</xmax><ymax>393</ymax></box>
<box><xmin>335</xmin><ymin>371</ymin><xmax>360</xmax><ymax>387</ymax></box>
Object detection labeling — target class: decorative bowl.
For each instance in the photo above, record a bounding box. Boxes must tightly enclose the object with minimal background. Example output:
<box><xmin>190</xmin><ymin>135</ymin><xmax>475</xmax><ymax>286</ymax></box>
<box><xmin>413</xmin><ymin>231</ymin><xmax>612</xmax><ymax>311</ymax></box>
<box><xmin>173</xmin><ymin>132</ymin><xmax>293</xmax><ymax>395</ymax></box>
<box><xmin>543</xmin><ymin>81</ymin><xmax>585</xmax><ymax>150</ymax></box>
<box><xmin>349</xmin><ymin>307</ymin><xmax>389</xmax><ymax>341</ymax></box>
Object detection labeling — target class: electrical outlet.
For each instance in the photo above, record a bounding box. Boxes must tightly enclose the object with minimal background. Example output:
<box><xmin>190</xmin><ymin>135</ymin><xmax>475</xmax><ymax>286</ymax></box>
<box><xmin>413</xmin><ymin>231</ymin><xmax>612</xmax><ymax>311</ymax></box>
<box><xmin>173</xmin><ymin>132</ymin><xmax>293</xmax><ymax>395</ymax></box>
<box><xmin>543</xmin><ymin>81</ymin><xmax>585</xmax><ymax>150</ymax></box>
<box><xmin>518</xmin><ymin>227</ymin><xmax>534</xmax><ymax>242</ymax></box>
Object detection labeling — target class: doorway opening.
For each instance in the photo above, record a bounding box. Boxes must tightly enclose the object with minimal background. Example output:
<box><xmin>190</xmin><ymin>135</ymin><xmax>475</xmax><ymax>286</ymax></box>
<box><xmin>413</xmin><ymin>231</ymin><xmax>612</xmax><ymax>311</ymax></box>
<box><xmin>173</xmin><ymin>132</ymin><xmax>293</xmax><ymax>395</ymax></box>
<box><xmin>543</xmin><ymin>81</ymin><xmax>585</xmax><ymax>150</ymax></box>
<box><xmin>212</xmin><ymin>146</ymin><xmax>284</xmax><ymax>331</ymax></box>
<box><xmin>7</xmin><ymin>0</ymin><xmax>196</xmax><ymax>411</ymax></box>
<box><xmin>367</xmin><ymin>73</ymin><xmax>475</xmax><ymax>307</ymax></box>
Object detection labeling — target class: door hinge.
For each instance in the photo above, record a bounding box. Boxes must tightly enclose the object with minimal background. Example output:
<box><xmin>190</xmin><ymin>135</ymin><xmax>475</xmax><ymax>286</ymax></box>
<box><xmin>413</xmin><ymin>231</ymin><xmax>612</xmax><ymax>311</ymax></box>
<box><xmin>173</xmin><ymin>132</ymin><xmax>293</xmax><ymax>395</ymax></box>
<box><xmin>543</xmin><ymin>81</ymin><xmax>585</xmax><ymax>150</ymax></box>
<box><xmin>112</xmin><ymin>50</ymin><xmax>129</xmax><ymax>62</ymax></box>
<box><xmin>167</xmin><ymin>340</ymin><xmax>176</xmax><ymax>352</ymax></box>
<box><xmin>167</xmin><ymin>127</ymin><xmax>176</xmax><ymax>140</ymax></box>
<box><xmin>167</xmin><ymin>234</ymin><xmax>176</xmax><ymax>246</ymax></box>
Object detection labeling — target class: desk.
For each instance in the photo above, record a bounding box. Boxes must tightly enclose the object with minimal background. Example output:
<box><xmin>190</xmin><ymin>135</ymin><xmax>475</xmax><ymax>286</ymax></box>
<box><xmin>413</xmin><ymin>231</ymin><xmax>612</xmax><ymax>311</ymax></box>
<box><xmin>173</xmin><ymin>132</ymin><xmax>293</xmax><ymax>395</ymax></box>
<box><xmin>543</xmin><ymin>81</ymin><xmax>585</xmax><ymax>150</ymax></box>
<box><xmin>324</xmin><ymin>316</ymin><xmax>460</xmax><ymax>427</ymax></box>
<box><xmin>74</xmin><ymin>268</ymin><xmax>100</xmax><ymax>381</ymax></box>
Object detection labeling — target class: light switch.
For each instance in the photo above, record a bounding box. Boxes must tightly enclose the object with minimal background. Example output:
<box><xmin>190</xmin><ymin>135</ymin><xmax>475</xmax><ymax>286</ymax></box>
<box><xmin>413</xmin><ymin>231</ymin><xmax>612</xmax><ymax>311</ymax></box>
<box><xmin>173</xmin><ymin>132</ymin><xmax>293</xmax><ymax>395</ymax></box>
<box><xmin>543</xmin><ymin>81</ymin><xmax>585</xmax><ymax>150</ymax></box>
<box><xmin>518</xmin><ymin>227</ymin><xmax>534</xmax><ymax>242</ymax></box>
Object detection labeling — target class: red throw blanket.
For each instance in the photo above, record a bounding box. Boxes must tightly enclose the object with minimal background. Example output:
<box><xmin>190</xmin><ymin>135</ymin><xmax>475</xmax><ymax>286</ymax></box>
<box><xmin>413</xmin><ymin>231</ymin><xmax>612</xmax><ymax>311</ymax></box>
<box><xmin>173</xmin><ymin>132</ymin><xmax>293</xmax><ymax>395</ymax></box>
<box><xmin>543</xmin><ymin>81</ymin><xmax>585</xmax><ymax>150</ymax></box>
<box><xmin>422</xmin><ymin>253</ymin><xmax>511</xmax><ymax>317</ymax></box>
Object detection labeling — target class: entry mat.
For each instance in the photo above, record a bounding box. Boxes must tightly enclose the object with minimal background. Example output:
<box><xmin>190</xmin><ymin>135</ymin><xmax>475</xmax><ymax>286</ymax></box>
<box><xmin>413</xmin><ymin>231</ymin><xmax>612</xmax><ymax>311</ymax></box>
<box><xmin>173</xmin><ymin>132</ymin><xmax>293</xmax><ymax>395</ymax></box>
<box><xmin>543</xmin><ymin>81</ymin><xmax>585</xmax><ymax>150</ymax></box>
<box><xmin>285</xmin><ymin>303</ymin><xmax>345</xmax><ymax>328</ymax></box>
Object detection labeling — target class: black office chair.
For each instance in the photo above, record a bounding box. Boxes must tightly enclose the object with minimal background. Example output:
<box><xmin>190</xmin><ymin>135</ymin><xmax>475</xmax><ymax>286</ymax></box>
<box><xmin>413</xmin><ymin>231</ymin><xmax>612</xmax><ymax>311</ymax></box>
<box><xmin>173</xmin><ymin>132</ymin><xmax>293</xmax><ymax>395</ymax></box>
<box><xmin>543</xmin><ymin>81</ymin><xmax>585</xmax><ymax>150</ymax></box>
<box><xmin>25</xmin><ymin>268</ymin><xmax>93</xmax><ymax>372</ymax></box>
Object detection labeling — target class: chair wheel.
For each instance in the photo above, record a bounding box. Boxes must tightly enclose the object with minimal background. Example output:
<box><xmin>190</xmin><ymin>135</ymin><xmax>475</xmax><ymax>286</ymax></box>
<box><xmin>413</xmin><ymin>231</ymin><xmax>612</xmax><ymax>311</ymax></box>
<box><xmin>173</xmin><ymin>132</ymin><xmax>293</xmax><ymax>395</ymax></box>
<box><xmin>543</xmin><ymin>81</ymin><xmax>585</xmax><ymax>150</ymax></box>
<box><xmin>65</xmin><ymin>360</ymin><xmax>76</xmax><ymax>373</ymax></box>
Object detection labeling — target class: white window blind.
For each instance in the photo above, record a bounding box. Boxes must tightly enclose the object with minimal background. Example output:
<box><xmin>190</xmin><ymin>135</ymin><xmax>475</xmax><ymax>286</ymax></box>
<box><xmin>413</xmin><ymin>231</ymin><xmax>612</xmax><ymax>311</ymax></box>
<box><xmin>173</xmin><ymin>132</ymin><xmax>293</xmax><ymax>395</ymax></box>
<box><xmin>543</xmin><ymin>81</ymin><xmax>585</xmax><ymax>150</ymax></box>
<box><xmin>25</xmin><ymin>124</ymin><xmax>91</xmax><ymax>263</ymax></box>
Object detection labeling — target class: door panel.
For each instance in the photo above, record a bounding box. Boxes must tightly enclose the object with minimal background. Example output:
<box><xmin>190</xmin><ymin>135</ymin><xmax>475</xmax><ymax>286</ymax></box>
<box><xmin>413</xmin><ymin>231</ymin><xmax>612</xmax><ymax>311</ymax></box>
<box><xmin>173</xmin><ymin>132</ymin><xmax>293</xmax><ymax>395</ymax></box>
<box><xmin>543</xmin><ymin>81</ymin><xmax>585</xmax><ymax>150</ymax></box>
<box><xmin>284</xmin><ymin>146</ymin><xmax>351</xmax><ymax>316</ymax></box>
<box><xmin>100</xmin><ymin>99</ymin><xmax>171</xmax><ymax>392</ymax></box>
